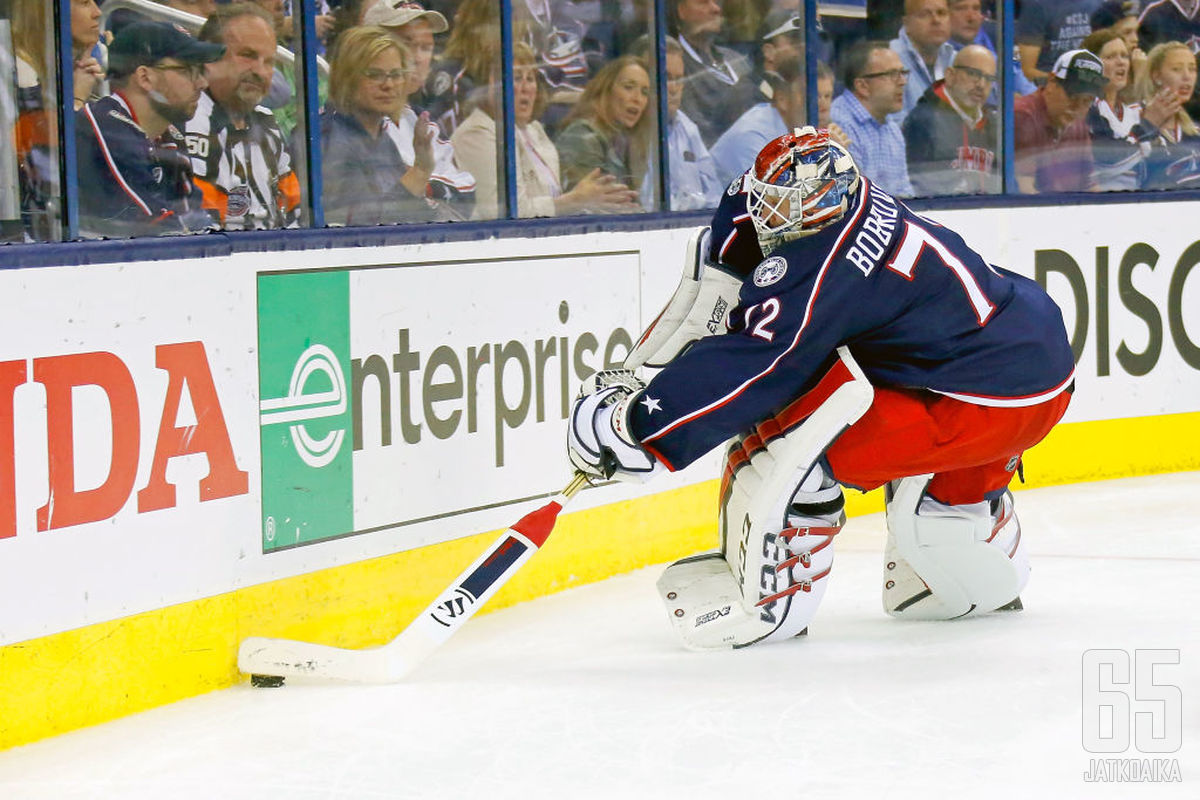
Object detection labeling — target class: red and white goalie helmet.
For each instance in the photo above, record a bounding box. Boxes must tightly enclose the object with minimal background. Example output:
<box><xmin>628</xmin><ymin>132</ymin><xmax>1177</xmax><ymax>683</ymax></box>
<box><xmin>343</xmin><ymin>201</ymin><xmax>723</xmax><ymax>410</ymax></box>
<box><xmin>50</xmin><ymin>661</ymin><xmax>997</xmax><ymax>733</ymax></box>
<box><xmin>746</xmin><ymin>126</ymin><xmax>860</xmax><ymax>252</ymax></box>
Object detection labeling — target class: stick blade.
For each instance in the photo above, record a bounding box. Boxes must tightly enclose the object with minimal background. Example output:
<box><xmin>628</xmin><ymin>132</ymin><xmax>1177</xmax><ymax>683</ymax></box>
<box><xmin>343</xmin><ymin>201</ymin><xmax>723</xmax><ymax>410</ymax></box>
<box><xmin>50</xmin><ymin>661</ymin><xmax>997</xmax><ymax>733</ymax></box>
<box><xmin>237</xmin><ymin>635</ymin><xmax>415</xmax><ymax>684</ymax></box>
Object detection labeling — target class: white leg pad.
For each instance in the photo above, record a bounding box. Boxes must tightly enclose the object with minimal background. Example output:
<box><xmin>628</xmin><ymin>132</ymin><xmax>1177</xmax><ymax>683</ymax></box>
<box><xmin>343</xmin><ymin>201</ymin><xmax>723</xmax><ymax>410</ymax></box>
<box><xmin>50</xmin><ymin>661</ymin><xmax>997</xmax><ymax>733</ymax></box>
<box><xmin>883</xmin><ymin>476</ymin><xmax>1029</xmax><ymax>620</ymax></box>
<box><xmin>656</xmin><ymin>347</ymin><xmax>873</xmax><ymax>650</ymax></box>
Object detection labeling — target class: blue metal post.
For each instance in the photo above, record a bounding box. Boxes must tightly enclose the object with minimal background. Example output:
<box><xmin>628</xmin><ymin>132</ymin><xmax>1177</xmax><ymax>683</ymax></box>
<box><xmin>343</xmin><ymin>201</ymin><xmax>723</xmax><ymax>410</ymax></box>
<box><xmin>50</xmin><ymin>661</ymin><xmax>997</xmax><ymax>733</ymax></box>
<box><xmin>1001</xmin><ymin>0</ymin><xmax>1016</xmax><ymax>196</ymax></box>
<box><xmin>57</xmin><ymin>0</ymin><xmax>78</xmax><ymax>240</ymax></box>
<box><xmin>654</xmin><ymin>0</ymin><xmax>670</xmax><ymax>210</ymax></box>
<box><xmin>298</xmin><ymin>0</ymin><xmax>324</xmax><ymax>227</ymax></box>
<box><xmin>804</xmin><ymin>0</ymin><xmax>819</xmax><ymax>128</ymax></box>
<box><xmin>500</xmin><ymin>0</ymin><xmax>518</xmax><ymax>219</ymax></box>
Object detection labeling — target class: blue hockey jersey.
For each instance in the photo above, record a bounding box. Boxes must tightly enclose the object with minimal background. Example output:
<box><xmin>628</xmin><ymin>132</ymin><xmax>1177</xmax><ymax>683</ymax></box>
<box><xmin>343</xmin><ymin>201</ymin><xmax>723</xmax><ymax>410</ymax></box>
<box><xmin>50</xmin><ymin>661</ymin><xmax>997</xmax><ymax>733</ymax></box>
<box><xmin>629</xmin><ymin>178</ymin><xmax>1076</xmax><ymax>470</ymax></box>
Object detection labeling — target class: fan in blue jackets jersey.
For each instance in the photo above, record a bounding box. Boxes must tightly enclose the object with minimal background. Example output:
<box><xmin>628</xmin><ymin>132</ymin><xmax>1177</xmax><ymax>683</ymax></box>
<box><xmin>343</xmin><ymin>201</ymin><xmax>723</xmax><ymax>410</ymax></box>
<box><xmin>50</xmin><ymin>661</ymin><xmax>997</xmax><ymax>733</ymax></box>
<box><xmin>569</xmin><ymin>127</ymin><xmax>1075</xmax><ymax>647</ymax></box>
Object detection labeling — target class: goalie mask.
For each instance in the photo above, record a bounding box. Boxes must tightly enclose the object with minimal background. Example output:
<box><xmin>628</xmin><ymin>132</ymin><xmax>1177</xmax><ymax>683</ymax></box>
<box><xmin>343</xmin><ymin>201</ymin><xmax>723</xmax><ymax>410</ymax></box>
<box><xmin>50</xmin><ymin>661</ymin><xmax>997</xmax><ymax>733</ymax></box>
<box><xmin>747</xmin><ymin>127</ymin><xmax>860</xmax><ymax>253</ymax></box>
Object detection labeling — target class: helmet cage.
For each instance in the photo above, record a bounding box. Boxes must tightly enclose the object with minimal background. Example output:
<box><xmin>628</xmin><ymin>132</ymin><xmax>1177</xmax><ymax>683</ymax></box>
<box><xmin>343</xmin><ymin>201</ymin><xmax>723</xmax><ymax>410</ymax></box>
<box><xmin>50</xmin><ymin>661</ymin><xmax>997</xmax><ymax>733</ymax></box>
<box><xmin>747</xmin><ymin>129</ymin><xmax>859</xmax><ymax>249</ymax></box>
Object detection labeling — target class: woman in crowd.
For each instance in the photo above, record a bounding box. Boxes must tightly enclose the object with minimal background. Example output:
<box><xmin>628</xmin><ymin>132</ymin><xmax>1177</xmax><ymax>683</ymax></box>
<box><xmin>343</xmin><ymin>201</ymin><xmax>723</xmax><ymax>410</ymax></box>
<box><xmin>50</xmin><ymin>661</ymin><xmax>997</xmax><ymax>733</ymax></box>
<box><xmin>1136</xmin><ymin>41</ymin><xmax>1200</xmax><ymax>190</ymax></box>
<box><xmin>1082</xmin><ymin>28</ymin><xmax>1177</xmax><ymax>191</ymax></box>
<box><xmin>554</xmin><ymin>54</ymin><xmax>652</xmax><ymax>205</ymax></box>
<box><xmin>9</xmin><ymin>0</ymin><xmax>104</xmax><ymax>240</ymax></box>
<box><xmin>320</xmin><ymin>26</ymin><xmax>436</xmax><ymax>225</ymax></box>
<box><xmin>450</xmin><ymin>42</ymin><xmax>639</xmax><ymax>219</ymax></box>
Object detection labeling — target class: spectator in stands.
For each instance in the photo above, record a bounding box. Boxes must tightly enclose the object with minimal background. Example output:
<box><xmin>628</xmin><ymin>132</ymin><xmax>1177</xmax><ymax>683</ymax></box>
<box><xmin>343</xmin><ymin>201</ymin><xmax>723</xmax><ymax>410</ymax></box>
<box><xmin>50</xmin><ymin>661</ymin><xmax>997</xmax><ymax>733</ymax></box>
<box><xmin>185</xmin><ymin>3</ymin><xmax>302</xmax><ymax>229</ymax></box>
<box><xmin>514</xmin><ymin>0</ymin><xmax>592</xmax><ymax>111</ymax></box>
<box><xmin>365</xmin><ymin>0</ymin><xmax>477</xmax><ymax>219</ymax></box>
<box><xmin>71</xmin><ymin>0</ymin><xmax>105</xmax><ymax>109</ymax></box>
<box><xmin>425</xmin><ymin>0</ymin><xmax>500</xmax><ymax>137</ymax></box>
<box><xmin>1088</xmin><ymin>1</ymin><xmax>1147</xmax><ymax>87</ymax></box>
<box><xmin>11</xmin><ymin>0</ymin><xmax>104</xmax><ymax>237</ymax></box>
<box><xmin>450</xmin><ymin>42</ymin><xmax>639</xmax><ymax>218</ymax></box>
<box><xmin>320</xmin><ymin>26</ymin><xmax>436</xmax><ymax>225</ymax></box>
<box><xmin>671</xmin><ymin>0</ymin><xmax>755</xmax><ymax>146</ymax></box>
<box><xmin>363</xmin><ymin>0</ymin><xmax>448</xmax><ymax>108</ymax></box>
<box><xmin>890</xmin><ymin>0</ymin><xmax>957</xmax><ymax>121</ymax></box>
<box><xmin>555</xmin><ymin>55</ymin><xmax>653</xmax><ymax>207</ymax></box>
<box><xmin>903</xmin><ymin>44</ymin><xmax>1000</xmax><ymax>195</ymax></box>
<box><xmin>1137</xmin><ymin>40</ymin><xmax>1200</xmax><ymax>188</ymax></box>
<box><xmin>1082</xmin><ymin>27</ymin><xmax>1177</xmax><ymax>190</ymax></box>
<box><xmin>76</xmin><ymin>21</ymin><xmax>224</xmax><ymax>237</ymax></box>
<box><xmin>754</xmin><ymin>8</ymin><xmax>803</xmax><ymax>103</ymax></box>
<box><xmin>711</xmin><ymin>59</ymin><xmax>806</xmax><ymax>185</ymax></box>
<box><xmin>638</xmin><ymin>36</ymin><xmax>722</xmax><ymax>209</ymax></box>
<box><xmin>1137</xmin><ymin>0</ymin><xmax>1200</xmax><ymax>55</ymax></box>
<box><xmin>1014</xmin><ymin>48</ymin><xmax>1106</xmax><ymax>193</ymax></box>
<box><xmin>816</xmin><ymin>61</ymin><xmax>852</xmax><ymax>150</ymax></box>
<box><xmin>1016</xmin><ymin>0</ymin><xmax>1103</xmax><ymax>83</ymax></box>
<box><xmin>948</xmin><ymin>0</ymin><xmax>1038</xmax><ymax>95</ymax></box>
<box><xmin>829</xmin><ymin>40</ymin><xmax>915</xmax><ymax>196</ymax></box>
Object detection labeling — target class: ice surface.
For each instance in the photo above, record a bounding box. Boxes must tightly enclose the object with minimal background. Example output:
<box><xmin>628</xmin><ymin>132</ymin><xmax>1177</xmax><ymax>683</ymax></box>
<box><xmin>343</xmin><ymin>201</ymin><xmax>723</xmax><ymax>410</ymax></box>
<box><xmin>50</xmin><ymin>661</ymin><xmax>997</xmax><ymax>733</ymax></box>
<box><xmin>1</xmin><ymin>474</ymin><xmax>1197</xmax><ymax>799</ymax></box>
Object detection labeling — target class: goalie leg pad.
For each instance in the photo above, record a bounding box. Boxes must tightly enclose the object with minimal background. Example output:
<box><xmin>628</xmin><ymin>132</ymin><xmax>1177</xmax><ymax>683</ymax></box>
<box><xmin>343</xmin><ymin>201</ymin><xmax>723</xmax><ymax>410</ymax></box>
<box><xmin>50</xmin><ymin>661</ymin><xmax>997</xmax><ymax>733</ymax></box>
<box><xmin>656</xmin><ymin>347</ymin><xmax>873</xmax><ymax>650</ymax></box>
<box><xmin>882</xmin><ymin>476</ymin><xmax>1029</xmax><ymax>620</ymax></box>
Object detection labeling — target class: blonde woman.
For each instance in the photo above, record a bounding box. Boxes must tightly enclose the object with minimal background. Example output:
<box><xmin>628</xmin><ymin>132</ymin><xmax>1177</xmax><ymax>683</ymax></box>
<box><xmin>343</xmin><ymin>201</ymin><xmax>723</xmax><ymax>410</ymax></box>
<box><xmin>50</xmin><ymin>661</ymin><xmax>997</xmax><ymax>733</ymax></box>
<box><xmin>554</xmin><ymin>55</ymin><xmax>653</xmax><ymax>205</ymax></box>
<box><xmin>321</xmin><ymin>26</ymin><xmax>435</xmax><ymax>225</ymax></box>
<box><xmin>450</xmin><ymin>43</ymin><xmax>638</xmax><ymax>219</ymax></box>
<box><xmin>1136</xmin><ymin>41</ymin><xmax>1200</xmax><ymax>189</ymax></box>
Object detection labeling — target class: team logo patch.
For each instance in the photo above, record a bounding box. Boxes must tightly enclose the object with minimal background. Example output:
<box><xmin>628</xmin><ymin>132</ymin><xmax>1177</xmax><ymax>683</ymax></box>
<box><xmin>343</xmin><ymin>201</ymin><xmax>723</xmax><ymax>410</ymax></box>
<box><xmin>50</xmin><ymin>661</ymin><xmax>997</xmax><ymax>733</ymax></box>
<box><xmin>727</xmin><ymin>175</ymin><xmax>743</xmax><ymax>196</ymax></box>
<box><xmin>753</xmin><ymin>256</ymin><xmax>788</xmax><ymax>287</ymax></box>
<box><xmin>431</xmin><ymin>72</ymin><xmax>452</xmax><ymax>97</ymax></box>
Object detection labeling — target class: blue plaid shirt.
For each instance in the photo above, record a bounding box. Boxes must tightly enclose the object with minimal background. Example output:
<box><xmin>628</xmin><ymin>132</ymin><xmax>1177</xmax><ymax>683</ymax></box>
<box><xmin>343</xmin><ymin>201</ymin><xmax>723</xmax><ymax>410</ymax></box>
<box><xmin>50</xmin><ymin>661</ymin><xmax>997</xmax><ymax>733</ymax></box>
<box><xmin>830</xmin><ymin>91</ymin><xmax>915</xmax><ymax>197</ymax></box>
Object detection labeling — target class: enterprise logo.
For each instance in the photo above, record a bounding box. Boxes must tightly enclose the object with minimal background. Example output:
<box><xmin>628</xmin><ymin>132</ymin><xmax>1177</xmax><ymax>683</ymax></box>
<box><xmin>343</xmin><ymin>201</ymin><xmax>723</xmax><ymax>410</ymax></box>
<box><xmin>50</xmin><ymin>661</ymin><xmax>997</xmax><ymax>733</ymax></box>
<box><xmin>260</xmin><ymin>344</ymin><xmax>347</xmax><ymax>468</ymax></box>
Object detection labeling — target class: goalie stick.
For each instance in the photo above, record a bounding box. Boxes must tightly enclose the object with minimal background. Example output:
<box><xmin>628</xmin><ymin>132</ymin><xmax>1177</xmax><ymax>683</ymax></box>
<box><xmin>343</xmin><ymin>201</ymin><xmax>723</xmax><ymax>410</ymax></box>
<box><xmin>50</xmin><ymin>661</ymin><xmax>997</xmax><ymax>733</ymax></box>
<box><xmin>238</xmin><ymin>472</ymin><xmax>590</xmax><ymax>684</ymax></box>
<box><xmin>240</xmin><ymin>226</ymin><xmax>727</xmax><ymax>684</ymax></box>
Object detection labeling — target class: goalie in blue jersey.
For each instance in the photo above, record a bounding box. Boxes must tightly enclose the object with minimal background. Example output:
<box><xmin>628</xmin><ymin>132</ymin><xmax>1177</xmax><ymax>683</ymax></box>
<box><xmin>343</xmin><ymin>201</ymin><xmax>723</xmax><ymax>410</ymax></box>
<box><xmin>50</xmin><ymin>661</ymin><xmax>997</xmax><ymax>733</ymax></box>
<box><xmin>568</xmin><ymin>127</ymin><xmax>1075</xmax><ymax>650</ymax></box>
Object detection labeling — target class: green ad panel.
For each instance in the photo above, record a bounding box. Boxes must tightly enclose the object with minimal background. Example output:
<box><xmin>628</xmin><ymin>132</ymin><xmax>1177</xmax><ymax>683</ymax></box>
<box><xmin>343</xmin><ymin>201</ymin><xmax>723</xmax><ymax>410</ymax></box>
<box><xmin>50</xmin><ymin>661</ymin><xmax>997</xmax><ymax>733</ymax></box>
<box><xmin>257</xmin><ymin>271</ymin><xmax>353</xmax><ymax>551</ymax></box>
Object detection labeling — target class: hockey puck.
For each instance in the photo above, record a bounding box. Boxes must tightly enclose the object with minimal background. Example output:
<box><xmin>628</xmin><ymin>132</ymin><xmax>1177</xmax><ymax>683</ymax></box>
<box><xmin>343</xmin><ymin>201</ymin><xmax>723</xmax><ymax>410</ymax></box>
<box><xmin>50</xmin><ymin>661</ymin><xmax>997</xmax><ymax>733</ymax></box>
<box><xmin>250</xmin><ymin>674</ymin><xmax>286</xmax><ymax>688</ymax></box>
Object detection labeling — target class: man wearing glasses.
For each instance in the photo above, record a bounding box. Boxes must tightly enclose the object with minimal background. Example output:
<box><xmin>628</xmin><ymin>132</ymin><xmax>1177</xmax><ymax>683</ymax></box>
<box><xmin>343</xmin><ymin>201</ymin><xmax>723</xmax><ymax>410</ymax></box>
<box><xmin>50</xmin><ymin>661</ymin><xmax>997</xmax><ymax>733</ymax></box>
<box><xmin>903</xmin><ymin>44</ymin><xmax>1000</xmax><ymax>196</ymax></box>
<box><xmin>76</xmin><ymin>21</ymin><xmax>225</xmax><ymax>238</ymax></box>
<box><xmin>830</xmin><ymin>40</ymin><xmax>916</xmax><ymax>197</ymax></box>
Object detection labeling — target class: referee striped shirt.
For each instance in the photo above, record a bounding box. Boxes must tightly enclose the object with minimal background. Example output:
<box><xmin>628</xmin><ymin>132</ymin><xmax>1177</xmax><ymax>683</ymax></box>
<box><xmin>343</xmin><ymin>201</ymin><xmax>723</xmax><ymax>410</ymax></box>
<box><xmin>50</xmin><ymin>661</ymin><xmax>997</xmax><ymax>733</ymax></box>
<box><xmin>184</xmin><ymin>92</ymin><xmax>301</xmax><ymax>230</ymax></box>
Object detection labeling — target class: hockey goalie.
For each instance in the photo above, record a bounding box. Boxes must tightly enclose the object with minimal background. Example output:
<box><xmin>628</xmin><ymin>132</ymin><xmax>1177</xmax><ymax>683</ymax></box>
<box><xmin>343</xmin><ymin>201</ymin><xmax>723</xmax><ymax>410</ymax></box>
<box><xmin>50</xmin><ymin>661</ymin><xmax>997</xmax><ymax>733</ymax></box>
<box><xmin>567</xmin><ymin>128</ymin><xmax>1075</xmax><ymax>649</ymax></box>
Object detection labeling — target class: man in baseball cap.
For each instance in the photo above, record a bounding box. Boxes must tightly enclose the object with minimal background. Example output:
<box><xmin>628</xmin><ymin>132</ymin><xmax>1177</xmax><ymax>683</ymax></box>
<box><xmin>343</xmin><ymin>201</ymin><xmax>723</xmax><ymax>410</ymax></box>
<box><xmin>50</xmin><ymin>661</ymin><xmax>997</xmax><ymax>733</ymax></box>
<box><xmin>362</xmin><ymin>1</ymin><xmax>448</xmax><ymax>101</ymax></box>
<box><xmin>1013</xmin><ymin>49</ymin><xmax>1107</xmax><ymax>193</ymax></box>
<box><xmin>76</xmin><ymin>21</ymin><xmax>225</xmax><ymax>237</ymax></box>
<box><xmin>756</xmin><ymin>8</ymin><xmax>802</xmax><ymax>102</ymax></box>
<box><xmin>362</xmin><ymin>0</ymin><xmax>449</xmax><ymax>33</ymax></box>
<box><xmin>1048</xmin><ymin>48</ymin><xmax>1108</xmax><ymax>97</ymax></box>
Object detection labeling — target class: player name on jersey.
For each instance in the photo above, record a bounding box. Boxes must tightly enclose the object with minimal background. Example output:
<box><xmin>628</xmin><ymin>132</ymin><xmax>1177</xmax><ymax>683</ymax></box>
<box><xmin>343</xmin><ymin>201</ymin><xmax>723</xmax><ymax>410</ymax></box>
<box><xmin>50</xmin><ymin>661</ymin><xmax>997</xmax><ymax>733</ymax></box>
<box><xmin>844</xmin><ymin>188</ymin><xmax>899</xmax><ymax>277</ymax></box>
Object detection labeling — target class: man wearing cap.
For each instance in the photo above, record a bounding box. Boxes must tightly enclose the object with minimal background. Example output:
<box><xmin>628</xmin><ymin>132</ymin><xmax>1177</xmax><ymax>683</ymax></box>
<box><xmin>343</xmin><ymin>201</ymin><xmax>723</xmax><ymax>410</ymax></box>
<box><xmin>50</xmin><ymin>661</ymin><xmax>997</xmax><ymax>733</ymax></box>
<box><xmin>185</xmin><ymin>3</ymin><xmax>302</xmax><ymax>230</ymax></box>
<box><xmin>1014</xmin><ymin>48</ymin><xmax>1107</xmax><ymax>193</ymax></box>
<box><xmin>76</xmin><ymin>20</ymin><xmax>225</xmax><ymax>238</ymax></box>
<box><xmin>890</xmin><ymin>0</ymin><xmax>958</xmax><ymax>122</ymax></box>
<box><xmin>365</xmin><ymin>0</ymin><xmax>477</xmax><ymax>218</ymax></box>
<box><xmin>755</xmin><ymin>8</ymin><xmax>803</xmax><ymax>103</ymax></box>
<box><xmin>903</xmin><ymin>44</ymin><xmax>1000</xmax><ymax>196</ymax></box>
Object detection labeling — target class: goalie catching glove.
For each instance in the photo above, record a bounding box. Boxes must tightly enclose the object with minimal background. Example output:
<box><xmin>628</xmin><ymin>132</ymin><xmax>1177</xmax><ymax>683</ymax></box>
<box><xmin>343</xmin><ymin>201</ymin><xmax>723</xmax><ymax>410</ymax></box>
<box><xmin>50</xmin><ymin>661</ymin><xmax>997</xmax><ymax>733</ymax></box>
<box><xmin>568</xmin><ymin>370</ymin><xmax>666</xmax><ymax>482</ymax></box>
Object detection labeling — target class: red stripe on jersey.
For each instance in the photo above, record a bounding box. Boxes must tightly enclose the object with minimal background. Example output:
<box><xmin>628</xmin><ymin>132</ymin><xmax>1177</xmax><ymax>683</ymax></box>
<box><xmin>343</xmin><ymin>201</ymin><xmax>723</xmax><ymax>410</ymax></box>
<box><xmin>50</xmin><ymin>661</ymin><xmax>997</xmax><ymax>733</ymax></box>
<box><xmin>84</xmin><ymin>103</ymin><xmax>153</xmax><ymax>216</ymax></box>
